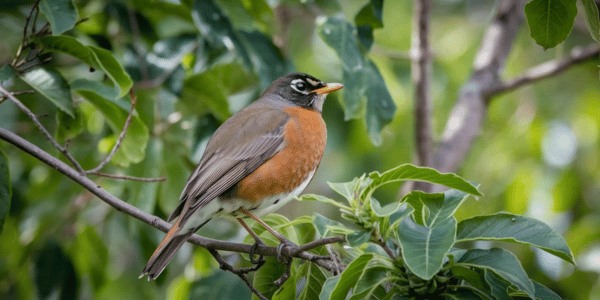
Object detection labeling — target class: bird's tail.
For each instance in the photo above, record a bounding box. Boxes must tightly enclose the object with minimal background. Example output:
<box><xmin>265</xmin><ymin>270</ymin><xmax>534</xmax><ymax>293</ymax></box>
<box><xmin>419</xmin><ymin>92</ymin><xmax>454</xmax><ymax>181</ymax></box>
<box><xmin>140</xmin><ymin>222</ymin><xmax>194</xmax><ymax>280</ymax></box>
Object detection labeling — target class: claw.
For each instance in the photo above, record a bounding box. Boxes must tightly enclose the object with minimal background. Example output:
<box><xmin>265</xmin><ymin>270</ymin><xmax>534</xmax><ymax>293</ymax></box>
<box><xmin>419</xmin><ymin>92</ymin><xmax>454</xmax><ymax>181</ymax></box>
<box><xmin>249</xmin><ymin>241</ymin><xmax>265</xmax><ymax>265</ymax></box>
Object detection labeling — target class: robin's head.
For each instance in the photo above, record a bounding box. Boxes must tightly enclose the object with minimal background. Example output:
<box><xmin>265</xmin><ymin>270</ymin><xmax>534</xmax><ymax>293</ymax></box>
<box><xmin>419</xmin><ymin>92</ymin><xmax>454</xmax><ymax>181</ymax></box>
<box><xmin>265</xmin><ymin>73</ymin><xmax>343</xmax><ymax>112</ymax></box>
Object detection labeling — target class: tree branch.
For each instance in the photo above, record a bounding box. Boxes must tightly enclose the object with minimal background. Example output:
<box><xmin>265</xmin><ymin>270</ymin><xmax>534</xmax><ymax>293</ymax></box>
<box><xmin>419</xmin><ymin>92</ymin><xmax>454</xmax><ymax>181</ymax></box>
<box><xmin>411</xmin><ymin>0</ymin><xmax>434</xmax><ymax>167</ymax></box>
<box><xmin>486</xmin><ymin>44</ymin><xmax>600</xmax><ymax>96</ymax></box>
<box><xmin>0</xmin><ymin>84</ymin><xmax>86</xmax><ymax>174</ymax></box>
<box><xmin>0</xmin><ymin>127</ymin><xmax>345</xmax><ymax>273</ymax></box>
<box><xmin>431</xmin><ymin>0</ymin><xmax>524</xmax><ymax>177</ymax></box>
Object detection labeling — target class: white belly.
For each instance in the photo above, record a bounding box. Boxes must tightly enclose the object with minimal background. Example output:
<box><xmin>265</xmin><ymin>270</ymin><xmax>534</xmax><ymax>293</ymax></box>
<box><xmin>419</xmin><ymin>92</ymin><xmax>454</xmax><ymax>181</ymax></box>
<box><xmin>179</xmin><ymin>170</ymin><xmax>315</xmax><ymax>233</ymax></box>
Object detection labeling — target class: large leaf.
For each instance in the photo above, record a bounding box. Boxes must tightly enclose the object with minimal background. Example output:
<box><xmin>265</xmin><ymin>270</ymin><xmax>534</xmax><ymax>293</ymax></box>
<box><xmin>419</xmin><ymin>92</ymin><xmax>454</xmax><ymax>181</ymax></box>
<box><xmin>329</xmin><ymin>253</ymin><xmax>374</xmax><ymax>300</ymax></box>
<box><xmin>71</xmin><ymin>79</ymin><xmax>149</xmax><ymax>166</ymax></box>
<box><xmin>456</xmin><ymin>212</ymin><xmax>575</xmax><ymax>264</ymax></box>
<box><xmin>239</xmin><ymin>30</ymin><xmax>291</xmax><ymax>90</ymax></box>
<box><xmin>398</xmin><ymin>217</ymin><xmax>457</xmax><ymax>280</ymax></box>
<box><xmin>319</xmin><ymin>17</ymin><xmax>396</xmax><ymax>145</ymax></box>
<box><xmin>34</xmin><ymin>241</ymin><xmax>78</xmax><ymax>300</ymax></box>
<box><xmin>0</xmin><ymin>150</ymin><xmax>10</xmax><ymax>234</ymax></box>
<box><xmin>0</xmin><ymin>64</ymin><xmax>17</xmax><ymax>82</ymax></box>
<box><xmin>580</xmin><ymin>0</ymin><xmax>600</xmax><ymax>43</ymax></box>
<box><xmin>403</xmin><ymin>190</ymin><xmax>470</xmax><ymax>227</ymax></box>
<box><xmin>525</xmin><ymin>0</ymin><xmax>577</xmax><ymax>49</ymax></box>
<box><xmin>69</xmin><ymin>226</ymin><xmax>108</xmax><ymax>288</ymax></box>
<box><xmin>456</xmin><ymin>248</ymin><xmax>535</xmax><ymax>299</ymax></box>
<box><xmin>364</xmin><ymin>164</ymin><xmax>482</xmax><ymax>199</ymax></box>
<box><xmin>181</xmin><ymin>68</ymin><xmax>231</xmax><ymax>121</ymax></box>
<box><xmin>191</xmin><ymin>0</ymin><xmax>251</xmax><ymax>66</ymax></box>
<box><xmin>532</xmin><ymin>281</ymin><xmax>562</xmax><ymax>300</ymax></box>
<box><xmin>189</xmin><ymin>271</ymin><xmax>250</xmax><ymax>299</ymax></box>
<box><xmin>20</xmin><ymin>67</ymin><xmax>74</xmax><ymax>117</ymax></box>
<box><xmin>39</xmin><ymin>0</ymin><xmax>78</xmax><ymax>35</ymax></box>
<box><xmin>349</xmin><ymin>265</ymin><xmax>389</xmax><ymax>300</ymax></box>
<box><xmin>38</xmin><ymin>35</ymin><xmax>133</xmax><ymax>97</ymax></box>
<box><xmin>298</xmin><ymin>263</ymin><xmax>327</xmax><ymax>300</ymax></box>
<box><xmin>252</xmin><ymin>257</ymin><xmax>288</xmax><ymax>300</ymax></box>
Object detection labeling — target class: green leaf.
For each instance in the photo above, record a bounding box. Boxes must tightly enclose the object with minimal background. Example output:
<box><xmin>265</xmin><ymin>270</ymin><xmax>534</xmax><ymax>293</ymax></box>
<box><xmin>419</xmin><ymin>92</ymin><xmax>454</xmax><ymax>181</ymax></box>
<box><xmin>329</xmin><ymin>254</ymin><xmax>374</xmax><ymax>300</ymax></box>
<box><xmin>319</xmin><ymin>275</ymin><xmax>341</xmax><ymax>300</ymax></box>
<box><xmin>298</xmin><ymin>263</ymin><xmax>327</xmax><ymax>300</ymax></box>
<box><xmin>239</xmin><ymin>30</ymin><xmax>292</xmax><ymax>90</ymax></box>
<box><xmin>364</xmin><ymin>164</ymin><xmax>482</xmax><ymax>199</ymax></box>
<box><xmin>253</xmin><ymin>257</ymin><xmax>289</xmax><ymax>300</ymax></box>
<box><xmin>349</xmin><ymin>266</ymin><xmax>389</xmax><ymax>300</ymax></box>
<box><xmin>398</xmin><ymin>217</ymin><xmax>457</xmax><ymax>280</ymax></box>
<box><xmin>355</xmin><ymin>0</ymin><xmax>384</xmax><ymax>28</ymax></box>
<box><xmin>56</xmin><ymin>109</ymin><xmax>84</xmax><ymax>143</ymax></box>
<box><xmin>34</xmin><ymin>240</ymin><xmax>78</xmax><ymax>300</ymax></box>
<box><xmin>69</xmin><ymin>226</ymin><xmax>108</xmax><ymax>288</ymax></box>
<box><xmin>525</xmin><ymin>0</ymin><xmax>577</xmax><ymax>49</ymax></box>
<box><xmin>313</xmin><ymin>213</ymin><xmax>352</xmax><ymax>238</ymax></box>
<box><xmin>20</xmin><ymin>67</ymin><xmax>74</xmax><ymax>117</ymax></box>
<box><xmin>0</xmin><ymin>150</ymin><xmax>10</xmax><ymax>234</ymax></box>
<box><xmin>580</xmin><ymin>0</ymin><xmax>600</xmax><ymax>42</ymax></box>
<box><xmin>363</xmin><ymin>60</ymin><xmax>396</xmax><ymax>145</ymax></box>
<box><xmin>38</xmin><ymin>35</ymin><xmax>133</xmax><ymax>97</ymax></box>
<box><xmin>456</xmin><ymin>212</ymin><xmax>575</xmax><ymax>264</ymax></box>
<box><xmin>72</xmin><ymin>79</ymin><xmax>149</xmax><ymax>166</ymax></box>
<box><xmin>404</xmin><ymin>190</ymin><xmax>471</xmax><ymax>227</ymax></box>
<box><xmin>327</xmin><ymin>176</ymin><xmax>366</xmax><ymax>205</ymax></box>
<box><xmin>347</xmin><ymin>230</ymin><xmax>372</xmax><ymax>246</ymax></box>
<box><xmin>484</xmin><ymin>270</ymin><xmax>511</xmax><ymax>300</ymax></box>
<box><xmin>355</xmin><ymin>0</ymin><xmax>384</xmax><ymax>50</ymax></box>
<box><xmin>532</xmin><ymin>280</ymin><xmax>562</xmax><ymax>300</ymax></box>
<box><xmin>0</xmin><ymin>64</ymin><xmax>17</xmax><ymax>82</ymax></box>
<box><xmin>39</xmin><ymin>0</ymin><xmax>78</xmax><ymax>35</ymax></box>
<box><xmin>370</xmin><ymin>197</ymin><xmax>401</xmax><ymax>217</ymax></box>
<box><xmin>189</xmin><ymin>271</ymin><xmax>251</xmax><ymax>299</ymax></box>
<box><xmin>318</xmin><ymin>17</ymin><xmax>396</xmax><ymax>145</ymax></box>
<box><xmin>192</xmin><ymin>0</ymin><xmax>251</xmax><ymax>66</ymax></box>
<box><xmin>128</xmin><ymin>138</ymin><xmax>163</xmax><ymax>213</ymax></box>
<box><xmin>456</xmin><ymin>248</ymin><xmax>535</xmax><ymax>299</ymax></box>
<box><xmin>181</xmin><ymin>69</ymin><xmax>230</xmax><ymax>121</ymax></box>
<box><xmin>299</xmin><ymin>194</ymin><xmax>350</xmax><ymax>210</ymax></box>
<box><xmin>271</xmin><ymin>264</ymin><xmax>297</xmax><ymax>300</ymax></box>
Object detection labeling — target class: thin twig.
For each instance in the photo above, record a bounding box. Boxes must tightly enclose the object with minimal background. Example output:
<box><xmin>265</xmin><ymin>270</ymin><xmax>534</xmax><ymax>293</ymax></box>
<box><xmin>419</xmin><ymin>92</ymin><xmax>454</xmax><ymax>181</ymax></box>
<box><xmin>88</xmin><ymin>172</ymin><xmax>166</xmax><ymax>182</ymax></box>
<box><xmin>486</xmin><ymin>44</ymin><xmax>600</xmax><ymax>97</ymax></box>
<box><xmin>86</xmin><ymin>89</ymin><xmax>137</xmax><ymax>174</ymax></box>
<box><xmin>0</xmin><ymin>90</ymin><xmax>35</xmax><ymax>102</ymax></box>
<box><xmin>0</xmin><ymin>127</ymin><xmax>345</xmax><ymax>273</ymax></box>
<box><xmin>411</xmin><ymin>0</ymin><xmax>433</xmax><ymax>167</ymax></box>
<box><xmin>0</xmin><ymin>85</ymin><xmax>85</xmax><ymax>174</ymax></box>
<box><xmin>209</xmin><ymin>249</ymin><xmax>268</xmax><ymax>300</ymax></box>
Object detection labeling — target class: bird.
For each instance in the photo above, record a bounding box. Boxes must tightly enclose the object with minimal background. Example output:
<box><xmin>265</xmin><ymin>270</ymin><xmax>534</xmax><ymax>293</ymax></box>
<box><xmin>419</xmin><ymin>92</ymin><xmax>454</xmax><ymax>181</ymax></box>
<box><xmin>140</xmin><ymin>72</ymin><xmax>343</xmax><ymax>280</ymax></box>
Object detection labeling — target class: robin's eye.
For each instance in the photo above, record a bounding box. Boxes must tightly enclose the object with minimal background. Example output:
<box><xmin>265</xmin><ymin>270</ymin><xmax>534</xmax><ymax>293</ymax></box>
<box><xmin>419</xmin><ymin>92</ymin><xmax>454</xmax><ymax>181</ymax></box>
<box><xmin>291</xmin><ymin>79</ymin><xmax>309</xmax><ymax>94</ymax></box>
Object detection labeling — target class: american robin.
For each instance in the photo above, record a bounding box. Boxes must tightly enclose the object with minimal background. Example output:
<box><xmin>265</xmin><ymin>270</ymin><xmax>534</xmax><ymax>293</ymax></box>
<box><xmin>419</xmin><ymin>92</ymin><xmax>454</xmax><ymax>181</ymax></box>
<box><xmin>140</xmin><ymin>72</ymin><xmax>343</xmax><ymax>280</ymax></box>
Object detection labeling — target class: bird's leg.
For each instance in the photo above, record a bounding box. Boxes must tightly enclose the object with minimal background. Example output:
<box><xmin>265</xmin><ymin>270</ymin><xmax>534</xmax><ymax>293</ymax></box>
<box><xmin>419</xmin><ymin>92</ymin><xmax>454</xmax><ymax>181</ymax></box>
<box><xmin>237</xmin><ymin>218</ymin><xmax>265</xmax><ymax>265</ymax></box>
<box><xmin>239</xmin><ymin>209</ymin><xmax>297</xmax><ymax>263</ymax></box>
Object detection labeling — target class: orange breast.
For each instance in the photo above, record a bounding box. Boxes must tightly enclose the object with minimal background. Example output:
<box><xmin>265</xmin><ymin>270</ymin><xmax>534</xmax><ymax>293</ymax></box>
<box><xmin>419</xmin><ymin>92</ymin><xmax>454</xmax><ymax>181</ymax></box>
<box><xmin>234</xmin><ymin>107</ymin><xmax>326</xmax><ymax>202</ymax></box>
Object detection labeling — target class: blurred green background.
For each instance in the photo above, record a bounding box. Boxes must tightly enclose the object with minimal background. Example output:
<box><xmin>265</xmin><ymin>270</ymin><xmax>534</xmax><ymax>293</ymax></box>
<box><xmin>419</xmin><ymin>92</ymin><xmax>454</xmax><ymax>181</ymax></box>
<box><xmin>0</xmin><ymin>0</ymin><xmax>599</xmax><ymax>299</ymax></box>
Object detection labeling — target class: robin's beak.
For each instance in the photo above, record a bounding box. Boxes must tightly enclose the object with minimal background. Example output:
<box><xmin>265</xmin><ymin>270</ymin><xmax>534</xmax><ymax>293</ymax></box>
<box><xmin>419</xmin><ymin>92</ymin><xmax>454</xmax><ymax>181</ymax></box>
<box><xmin>313</xmin><ymin>82</ymin><xmax>344</xmax><ymax>95</ymax></box>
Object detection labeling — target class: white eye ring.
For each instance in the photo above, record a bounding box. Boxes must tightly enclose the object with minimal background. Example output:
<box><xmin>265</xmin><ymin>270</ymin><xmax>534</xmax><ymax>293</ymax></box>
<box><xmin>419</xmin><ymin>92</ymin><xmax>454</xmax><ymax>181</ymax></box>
<box><xmin>291</xmin><ymin>79</ymin><xmax>309</xmax><ymax>94</ymax></box>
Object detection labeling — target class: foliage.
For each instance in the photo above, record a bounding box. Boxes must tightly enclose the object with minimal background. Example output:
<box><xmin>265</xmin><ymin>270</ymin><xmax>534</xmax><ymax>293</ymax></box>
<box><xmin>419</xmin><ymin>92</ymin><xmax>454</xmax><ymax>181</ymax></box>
<box><xmin>297</xmin><ymin>165</ymin><xmax>572</xmax><ymax>299</ymax></box>
<box><xmin>0</xmin><ymin>0</ymin><xmax>598</xmax><ymax>299</ymax></box>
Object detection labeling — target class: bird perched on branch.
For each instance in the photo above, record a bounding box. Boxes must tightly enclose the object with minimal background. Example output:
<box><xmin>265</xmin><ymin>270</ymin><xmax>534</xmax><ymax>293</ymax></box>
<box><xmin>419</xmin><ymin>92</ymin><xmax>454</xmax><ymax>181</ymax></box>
<box><xmin>141</xmin><ymin>73</ymin><xmax>343</xmax><ymax>280</ymax></box>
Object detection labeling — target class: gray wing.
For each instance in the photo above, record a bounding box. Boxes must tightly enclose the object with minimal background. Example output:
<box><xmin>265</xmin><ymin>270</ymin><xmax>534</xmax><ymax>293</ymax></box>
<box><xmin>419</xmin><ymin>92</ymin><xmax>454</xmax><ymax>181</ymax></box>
<box><xmin>168</xmin><ymin>105</ymin><xmax>289</xmax><ymax>222</ymax></box>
